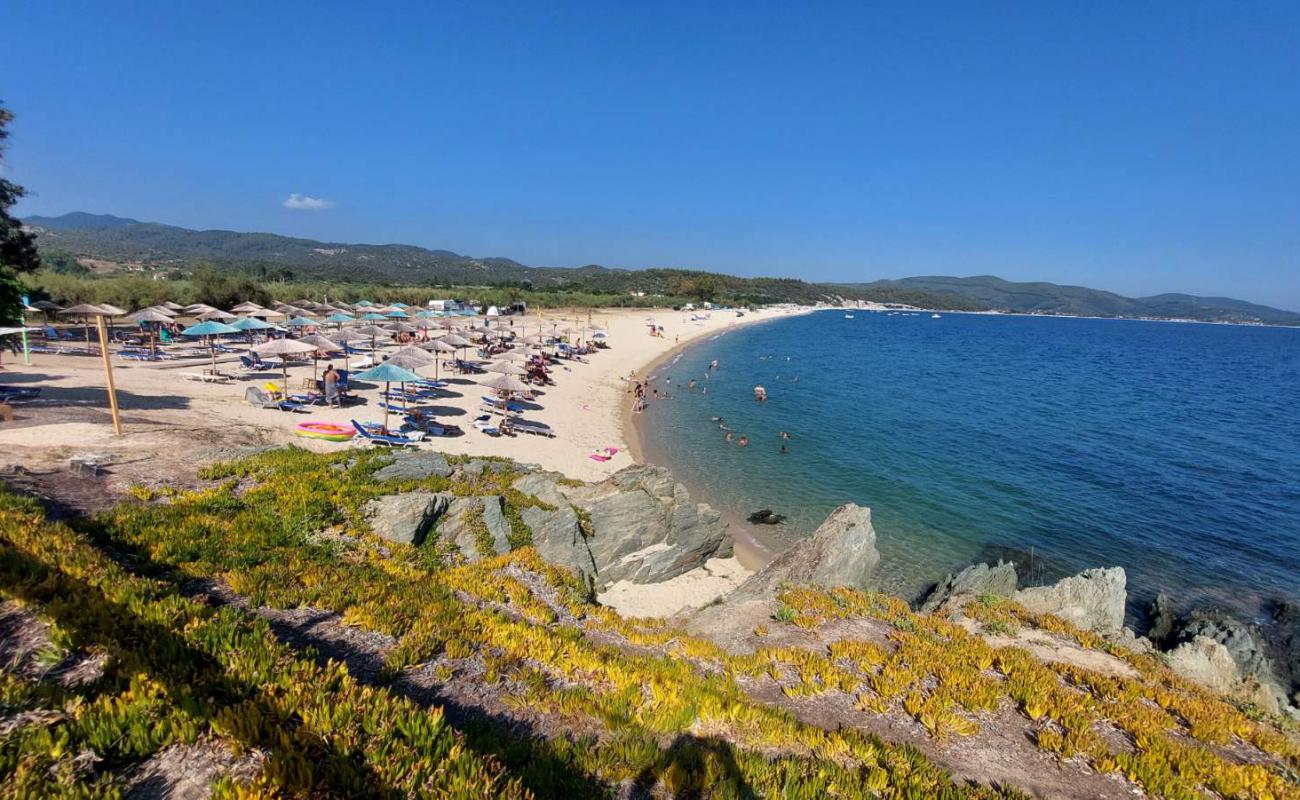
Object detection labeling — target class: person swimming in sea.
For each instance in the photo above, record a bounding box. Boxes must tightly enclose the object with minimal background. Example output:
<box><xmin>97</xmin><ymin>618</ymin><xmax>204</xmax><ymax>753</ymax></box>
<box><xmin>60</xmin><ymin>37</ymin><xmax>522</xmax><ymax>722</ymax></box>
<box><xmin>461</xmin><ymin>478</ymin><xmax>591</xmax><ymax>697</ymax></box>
<box><xmin>738</xmin><ymin>435</ymin><xmax>749</xmax><ymax>447</ymax></box>
<box><xmin>779</xmin><ymin>431</ymin><xmax>790</xmax><ymax>440</ymax></box>
<box><xmin>780</xmin><ymin>443</ymin><xmax>788</xmax><ymax>454</ymax></box>
<box><xmin>710</xmin><ymin>359</ymin><xmax>719</xmax><ymax>370</ymax></box>
<box><xmin>725</xmin><ymin>431</ymin><xmax>734</xmax><ymax>443</ymax></box>
<box><xmin>688</xmin><ymin>379</ymin><xmax>697</xmax><ymax>390</ymax></box>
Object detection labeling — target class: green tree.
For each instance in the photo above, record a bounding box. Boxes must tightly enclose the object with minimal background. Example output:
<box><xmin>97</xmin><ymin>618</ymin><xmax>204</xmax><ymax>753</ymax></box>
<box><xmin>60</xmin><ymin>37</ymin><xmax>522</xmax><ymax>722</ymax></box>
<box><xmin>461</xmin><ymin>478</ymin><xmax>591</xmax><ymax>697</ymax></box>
<box><xmin>0</xmin><ymin>103</ymin><xmax>41</xmax><ymax>323</ymax></box>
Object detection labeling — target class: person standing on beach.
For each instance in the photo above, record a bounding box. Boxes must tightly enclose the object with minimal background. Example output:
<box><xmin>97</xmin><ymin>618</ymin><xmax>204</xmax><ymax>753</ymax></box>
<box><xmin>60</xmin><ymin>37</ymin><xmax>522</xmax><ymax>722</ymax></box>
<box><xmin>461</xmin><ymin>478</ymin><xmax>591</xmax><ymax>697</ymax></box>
<box><xmin>323</xmin><ymin>364</ymin><xmax>341</xmax><ymax>407</ymax></box>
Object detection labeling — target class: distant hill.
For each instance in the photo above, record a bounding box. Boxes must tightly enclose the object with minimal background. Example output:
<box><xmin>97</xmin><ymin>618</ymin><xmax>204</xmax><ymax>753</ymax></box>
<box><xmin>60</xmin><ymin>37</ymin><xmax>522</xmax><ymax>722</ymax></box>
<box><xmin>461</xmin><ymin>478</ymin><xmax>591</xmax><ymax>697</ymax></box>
<box><xmin>846</xmin><ymin>275</ymin><xmax>1300</xmax><ymax>326</ymax></box>
<box><xmin>21</xmin><ymin>212</ymin><xmax>980</xmax><ymax>308</ymax></box>
<box><xmin>22</xmin><ymin>214</ymin><xmax>1296</xmax><ymax>322</ymax></box>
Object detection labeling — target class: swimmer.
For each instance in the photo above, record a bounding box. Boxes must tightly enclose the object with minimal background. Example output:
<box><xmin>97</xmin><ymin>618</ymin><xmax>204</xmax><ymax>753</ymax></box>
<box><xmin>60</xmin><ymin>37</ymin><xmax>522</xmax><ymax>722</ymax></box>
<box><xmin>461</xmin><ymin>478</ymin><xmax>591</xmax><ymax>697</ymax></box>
<box><xmin>725</xmin><ymin>431</ymin><xmax>734</xmax><ymax>443</ymax></box>
<box><xmin>738</xmin><ymin>435</ymin><xmax>749</xmax><ymax>447</ymax></box>
<box><xmin>779</xmin><ymin>431</ymin><xmax>790</xmax><ymax>440</ymax></box>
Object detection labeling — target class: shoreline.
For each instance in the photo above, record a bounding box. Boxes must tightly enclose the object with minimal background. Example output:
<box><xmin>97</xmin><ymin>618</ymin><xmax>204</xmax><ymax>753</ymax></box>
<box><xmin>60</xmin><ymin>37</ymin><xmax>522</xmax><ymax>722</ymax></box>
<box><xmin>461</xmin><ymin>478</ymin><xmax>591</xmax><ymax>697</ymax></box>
<box><xmin>620</xmin><ymin>306</ymin><xmax>816</xmax><ymax>572</ymax></box>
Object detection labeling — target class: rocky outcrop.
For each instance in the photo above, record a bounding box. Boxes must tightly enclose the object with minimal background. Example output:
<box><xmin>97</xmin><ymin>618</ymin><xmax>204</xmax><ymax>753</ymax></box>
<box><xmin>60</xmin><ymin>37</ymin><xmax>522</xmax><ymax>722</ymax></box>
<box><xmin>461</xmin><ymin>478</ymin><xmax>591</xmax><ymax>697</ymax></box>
<box><xmin>520</xmin><ymin>505</ymin><xmax>598</xmax><ymax>592</ymax></box>
<box><xmin>1167</xmin><ymin>636</ymin><xmax>1245</xmax><ymax>695</ymax></box>
<box><xmin>512</xmin><ymin>472</ymin><xmax>569</xmax><ymax>509</ymax></box>
<box><xmin>363</xmin><ymin>491</ymin><xmax>452</xmax><ymax>546</ymax></box>
<box><xmin>372</xmin><ymin>452</ymin><xmax>453</xmax><ymax>482</ymax></box>
<box><xmin>562</xmin><ymin>465</ymin><xmax>733</xmax><ymax>589</ymax></box>
<box><xmin>1147</xmin><ymin>592</ymin><xmax>1176</xmax><ymax>645</ymax></box>
<box><xmin>919</xmin><ymin>561</ymin><xmax>1018</xmax><ymax>614</ymax></box>
<box><xmin>1166</xmin><ymin>610</ymin><xmax>1290</xmax><ymax>713</ymax></box>
<box><xmin>1013</xmin><ymin>567</ymin><xmax>1127</xmax><ymax>635</ymax></box>
<box><xmin>728</xmin><ymin>504</ymin><xmax>879</xmax><ymax>603</ymax></box>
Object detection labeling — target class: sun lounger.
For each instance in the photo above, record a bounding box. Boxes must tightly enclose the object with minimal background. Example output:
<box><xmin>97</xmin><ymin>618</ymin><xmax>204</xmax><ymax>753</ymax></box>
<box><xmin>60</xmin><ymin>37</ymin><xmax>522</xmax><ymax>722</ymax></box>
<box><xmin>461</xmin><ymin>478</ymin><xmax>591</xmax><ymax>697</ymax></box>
<box><xmin>511</xmin><ymin>419</ymin><xmax>555</xmax><ymax>438</ymax></box>
<box><xmin>244</xmin><ymin>386</ymin><xmax>306</xmax><ymax>412</ymax></box>
<box><xmin>472</xmin><ymin>414</ymin><xmax>501</xmax><ymax>436</ymax></box>
<box><xmin>180</xmin><ymin>371</ymin><xmax>232</xmax><ymax>383</ymax></box>
<box><xmin>480</xmin><ymin>396</ymin><xmax>527</xmax><ymax>412</ymax></box>
<box><xmin>351</xmin><ymin>419</ymin><xmax>423</xmax><ymax>447</ymax></box>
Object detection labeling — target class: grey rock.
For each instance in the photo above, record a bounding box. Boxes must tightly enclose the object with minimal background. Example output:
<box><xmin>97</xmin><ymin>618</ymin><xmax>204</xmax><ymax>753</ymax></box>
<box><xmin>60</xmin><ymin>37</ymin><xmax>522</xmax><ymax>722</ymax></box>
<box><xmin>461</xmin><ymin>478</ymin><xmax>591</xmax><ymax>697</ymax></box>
<box><xmin>521</xmin><ymin>505</ymin><xmax>598</xmax><ymax>591</ymax></box>
<box><xmin>685</xmin><ymin>599</ymin><xmax>779</xmax><ymax>654</ymax></box>
<box><xmin>1172</xmin><ymin>610</ymin><xmax>1288</xmax><ymax>707</ymax></box>
<box><xmin>919</xmin><ymin>560</ymin><xmax>1018</xmax><ymax>614</ymax></box>
<box><xmin>1147</xmin><ymin>592</ymin><xmax>1176</xmax><ymax>645</ymax></box>
<box><xmin>363</xmin><ymin>491</ymin><xmax>452</xmax><ymax>546</ymax></box>
<box><xmin>566</xmin><ymin>464</ymin><xmax>733</xmax><ymax>589</ymax></box>
<box><xmin>1167</xmin><ymin>635</ymin><xmax>1244</xmax><ymax>694</ymax></box>
<box><xmin>372</xmin><ymin>451</ymin><xmax>453</xmax><ymax>482</ymax></box>
<box><xmin>512</xmin><ymin>472</ymin><xmax>569</xmax><ymax>508</ymax></box>
<box><xmin>729</xmin><ymin>504</ymin><xmax>879</xmax><ymax>603</ymax></box>
<box><xmin>1013</xmin><ymin>567</ymin><xmax>1127</xmax><ymax>635</ymax></box>
<box><xmin>433</xmin><ymin>497</ymin><xmax>486</xmax><ymax>562</ymax></box>
<box><xmin>480</xmin><ymin>495</ymin><xmax>512</xmax><ymax>554</ymax></box>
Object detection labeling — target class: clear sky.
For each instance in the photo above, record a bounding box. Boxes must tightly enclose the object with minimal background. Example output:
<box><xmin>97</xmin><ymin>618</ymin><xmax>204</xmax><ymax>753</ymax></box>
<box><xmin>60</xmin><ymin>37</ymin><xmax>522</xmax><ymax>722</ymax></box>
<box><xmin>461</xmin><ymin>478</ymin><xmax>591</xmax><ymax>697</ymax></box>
<box><xmin>6</xmin><ymin>2</ymin><xmax>1299</xmax><ymax>309</ymax></box>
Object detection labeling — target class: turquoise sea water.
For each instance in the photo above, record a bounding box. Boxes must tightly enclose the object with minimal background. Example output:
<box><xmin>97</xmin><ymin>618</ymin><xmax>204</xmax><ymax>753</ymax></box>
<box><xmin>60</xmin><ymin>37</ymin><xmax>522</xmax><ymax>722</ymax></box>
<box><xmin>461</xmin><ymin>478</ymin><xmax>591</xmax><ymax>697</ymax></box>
<box><xmin>638</xmin><ymin>310</ymin><xmax>1300</xmax><ymax>620</ymax></box>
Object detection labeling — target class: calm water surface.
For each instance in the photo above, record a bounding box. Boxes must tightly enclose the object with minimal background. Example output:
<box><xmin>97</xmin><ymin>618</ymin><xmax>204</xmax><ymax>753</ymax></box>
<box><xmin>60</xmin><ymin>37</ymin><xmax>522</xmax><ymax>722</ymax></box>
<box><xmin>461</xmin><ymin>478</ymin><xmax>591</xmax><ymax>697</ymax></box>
<box><xmin>638</xmin><ymin>311</ymin><xmax>1300</xmax><ymax>619</ymax></box>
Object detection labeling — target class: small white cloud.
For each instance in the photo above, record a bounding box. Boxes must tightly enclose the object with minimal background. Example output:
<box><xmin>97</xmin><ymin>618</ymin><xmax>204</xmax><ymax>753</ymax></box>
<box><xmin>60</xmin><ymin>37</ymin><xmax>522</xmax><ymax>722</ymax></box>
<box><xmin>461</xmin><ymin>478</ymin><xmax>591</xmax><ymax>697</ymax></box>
<box><xmin>283</xmin><ymin>193</ymin><xmax>335</xmax><ymax>211</ymax></box>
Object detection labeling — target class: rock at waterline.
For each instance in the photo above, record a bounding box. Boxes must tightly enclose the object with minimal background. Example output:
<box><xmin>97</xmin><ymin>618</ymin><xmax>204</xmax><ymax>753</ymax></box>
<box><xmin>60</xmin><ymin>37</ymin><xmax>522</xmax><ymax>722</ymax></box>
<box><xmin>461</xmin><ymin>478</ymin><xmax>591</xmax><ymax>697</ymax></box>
<box><xmin>919</xmin><ymin>560</ymin><xmax>1018</xmax><ymax>614</ymax></box>
<box><xmin>564</xmin><ymin>464</ymin><xmax>733</xmax><ymax>588</ymax></box>
<box><xmin>728</xmin><ymin>503</ymin><xmax>879</xmax><ymax>603</ymax></box>
<box><xmin>1013</xmin><ymin>567</ymin><xmax>1127</xmax><ymax>635</ymax></box>
<box><xmin>363</xmin><ymin>491</ymin><xmax>452</xmax><ymax>546</ymax></box>
<box><xmin>747</xmin><ymin>509</ymin><xmax>786</xmax><ymax>525</ymax></box>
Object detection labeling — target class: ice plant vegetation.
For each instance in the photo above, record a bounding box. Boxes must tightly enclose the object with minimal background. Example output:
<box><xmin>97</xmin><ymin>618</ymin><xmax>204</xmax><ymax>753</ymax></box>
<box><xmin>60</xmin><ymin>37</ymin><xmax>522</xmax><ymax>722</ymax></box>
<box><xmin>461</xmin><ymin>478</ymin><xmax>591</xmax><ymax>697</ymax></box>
<box><xmin>0</xmin><ymin>446</ymin><xmax>1296</xmax><ymax>798</ymax></box>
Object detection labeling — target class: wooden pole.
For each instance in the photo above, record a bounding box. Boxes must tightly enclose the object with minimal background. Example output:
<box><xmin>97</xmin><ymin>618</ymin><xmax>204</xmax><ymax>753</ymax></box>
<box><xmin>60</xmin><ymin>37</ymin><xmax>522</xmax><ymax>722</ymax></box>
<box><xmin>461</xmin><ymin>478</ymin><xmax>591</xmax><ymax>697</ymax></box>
<box><xmin>95</xmin><ymin>315</ymin><xmax>123</xmax><ymax>436</ymax></box>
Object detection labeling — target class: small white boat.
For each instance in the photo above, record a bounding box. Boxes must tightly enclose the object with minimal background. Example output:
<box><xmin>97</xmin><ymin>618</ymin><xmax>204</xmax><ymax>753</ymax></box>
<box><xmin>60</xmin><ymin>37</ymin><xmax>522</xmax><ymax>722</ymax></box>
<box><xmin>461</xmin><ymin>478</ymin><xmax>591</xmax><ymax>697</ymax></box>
<box><xmin>931</xmin><ymin>314</ymin><xmax>941</xmax><ymax>319</ymax></box>
<box><xmin>844</xmin><ymin>313</ymin><xmax>855</xmax><ymax>319</ymax></box>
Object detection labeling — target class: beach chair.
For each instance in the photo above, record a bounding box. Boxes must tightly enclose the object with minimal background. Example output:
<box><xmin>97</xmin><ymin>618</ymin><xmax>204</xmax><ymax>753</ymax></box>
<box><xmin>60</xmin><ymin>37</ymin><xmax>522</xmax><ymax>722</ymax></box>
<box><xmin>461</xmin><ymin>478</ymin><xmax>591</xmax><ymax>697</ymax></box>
<box><xmin>472</xmin><ymin>414</ymin><xmax>501</xmax><ymax>436</ymax></box>
<box><xmin>350</xmin><ymin>419</ymin><xmax>423</xmax><ymax>447</ymax></box>
<box><xmin>180</xmin><ymin>371</ymin><xmax>232</xmax><ymax>384</ymax></box>
<box><xmin>511</xmin><ymin>419</ymin><xmax>555</xmax><ymax>438</ymax></box>
<box><xmin>244</xmin><ymin>386</ymin><xmax>306</xmax><ymax>412</ymax></box>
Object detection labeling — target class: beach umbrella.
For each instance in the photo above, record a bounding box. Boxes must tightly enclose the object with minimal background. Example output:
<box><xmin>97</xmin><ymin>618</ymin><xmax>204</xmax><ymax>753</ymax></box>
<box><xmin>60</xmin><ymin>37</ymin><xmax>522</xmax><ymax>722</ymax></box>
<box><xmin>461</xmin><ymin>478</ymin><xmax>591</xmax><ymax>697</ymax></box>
<box><xmin>184</xmin><ymin>303</ymin><xmax>218</xmax><ymax>316</ymax></box>
<box><xmin>385</xmin><ymin>308</ymin><xmax>410</xmax><ymax>318</ymax></box>
<box><xmin>181</xmin><ymin>320</ymin><xmax>241</xmax><ymax>374</ymax></box>
<box><xmin>418</xmin><ymin>338</ymin><xmax>456</xmax><ymax>379</ymax></box>
<box><xmin>359</xmin><ymin>312</ymin><xmax>389</xmax><ymax>321</ymax></box>
<box><xmin>351</xmin><ymin>324</ymin><xmax>393</xmax><ymax>353</ymax></box>
<box><xmin>161</xmin><ymin>301</ymin><xmax>185</xmax><ymax>311</ymax></box>
<box><xmin>198</xmin><ymin>309</ymin><xmax>237</xmax><ymax>321</ymax></box>
<box><xmin>126</xmin><ymin>308</ymin><xmax>173</xmax><ymax>358</ymax></box>
<box><xmin>330</xmin><ymin>328</ymin><xmax>366</xmax><ymax>371</ymax></box>
<box><xmin>283</xmin><ymin>316</ymin><xmax>318</xmax><ymax>329</ymax></box>
<box><xmin>97</xmin><ymin>303</ymin><xmax>128</xmax><ymax>317</ymax></box>
<box><xmin>229</xmin><ymin>315</ymin><xmax>277</xmax><ymax>345</ymax></box>
<box><xmin>230</xmin><ymin>316</ymin><xmax>275</xmax><ymax>331</ymax></box>
<box><xmin>142</xmin><ymin>304</ymin><xmax>177</xmax><ymax>317</ymax></box>
<box><xmin>59</xmin><ymin>303</ymin><xmax>111</xmax><ymax>342</ymax></box>
<box><xmin>480</xmin><ymin>374</ymin><xmax>531</xmax><ymax>394</ymax></box>
<box><xmin>391</xmin><ymin>302</ymin><xmax>410</xmax><ymax>309</ymax></box>
<box><xmin>325</xmin><ymin>312</ymin><xmax>356</xmax><ymax>324</ymax></box>
<box><xmin>252</xmin><ymin>337</ymin><xmax>319</xmax><ymax>393</ymax></box>
<box><xmin>297</xmin><ymin>334</ymin><xmax>343</xmax><ymax>380</ymax></box>
<box><xmin>230</xmin><ymin>301</ymin><xmax>264</xmax><ymax>313</ymax></box>
<box><xmin>486</xmin><ymin>361</ymin><xmax>528</xmax><ymax>376</ymax></box>
<box><xmin>352</xmin><ymin>362</ymin><xmax>423</xmax><ymax>433</ymax></box>
<box><xmin>354</xmin><ymin>300</ymin><xmax>374</xmax><ymax>308</ymax></box>
<box><xmin>56</xmin><ymin>305</ymin><xmax>126</xmax><ymax>434</ymax></box>
<box><xmin>390</xmin><ymin>345</ymin><xmax>438</xmax><ymax>366</ymax></box>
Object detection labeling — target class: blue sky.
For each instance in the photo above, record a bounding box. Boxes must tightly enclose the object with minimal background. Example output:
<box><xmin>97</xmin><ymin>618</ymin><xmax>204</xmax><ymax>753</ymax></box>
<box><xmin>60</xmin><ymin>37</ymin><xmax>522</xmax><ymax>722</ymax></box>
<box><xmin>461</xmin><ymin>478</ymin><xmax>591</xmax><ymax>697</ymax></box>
<box><xmin>6</xmin><ymin>2</ymin><xmax>1298</xmax><ymax>308</ymax></box>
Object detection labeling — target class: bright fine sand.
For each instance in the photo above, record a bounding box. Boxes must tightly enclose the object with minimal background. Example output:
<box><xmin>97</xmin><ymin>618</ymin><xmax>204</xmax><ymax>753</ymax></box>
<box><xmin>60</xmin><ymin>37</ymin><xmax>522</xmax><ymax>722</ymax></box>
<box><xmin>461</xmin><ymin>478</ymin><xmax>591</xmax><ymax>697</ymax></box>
<box><xmin>0</xmin><ymin>306</ymin><xmax>809</xmax><ymax>616</ymax></box>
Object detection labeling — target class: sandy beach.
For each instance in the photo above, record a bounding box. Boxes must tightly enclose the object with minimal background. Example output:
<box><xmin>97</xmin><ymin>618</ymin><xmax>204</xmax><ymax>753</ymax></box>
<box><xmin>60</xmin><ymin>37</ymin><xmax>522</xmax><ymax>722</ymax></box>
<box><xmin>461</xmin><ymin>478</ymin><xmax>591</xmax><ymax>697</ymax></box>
<box><xmin>0</xmin><ymin>305</ymin><xmax>811</xmax><ymax>616</ymax></box>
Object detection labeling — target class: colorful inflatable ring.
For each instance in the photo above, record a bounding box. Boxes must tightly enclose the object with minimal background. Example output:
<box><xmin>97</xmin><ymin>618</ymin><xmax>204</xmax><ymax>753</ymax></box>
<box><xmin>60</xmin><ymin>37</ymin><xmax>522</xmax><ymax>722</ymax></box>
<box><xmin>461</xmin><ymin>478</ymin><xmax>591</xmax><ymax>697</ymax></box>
<box><xmin>294</xmin><ymin>421</ymin><xmax>354</xmax><ymax>442</ymax></box>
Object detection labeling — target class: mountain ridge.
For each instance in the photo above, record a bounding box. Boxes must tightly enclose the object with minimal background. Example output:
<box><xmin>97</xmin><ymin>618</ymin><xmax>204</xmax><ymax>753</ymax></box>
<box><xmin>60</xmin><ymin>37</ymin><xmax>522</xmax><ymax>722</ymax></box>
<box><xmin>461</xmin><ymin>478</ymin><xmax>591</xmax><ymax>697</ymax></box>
<box><xmin>22</xmin><ymin>213</ymin><xmax>1300</xmax><ymax>323</ymax></box>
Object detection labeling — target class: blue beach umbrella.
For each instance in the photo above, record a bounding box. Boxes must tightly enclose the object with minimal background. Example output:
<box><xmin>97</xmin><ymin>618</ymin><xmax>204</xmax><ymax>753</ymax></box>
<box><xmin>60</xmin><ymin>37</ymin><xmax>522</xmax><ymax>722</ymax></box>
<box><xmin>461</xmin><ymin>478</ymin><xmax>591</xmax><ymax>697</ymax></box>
<box><xmin>360</xmin><ymin>312</ymin><xmax>388</xmax><ymax>321</ymax></box>
<box><xmin>284</xmin><ymin>316</ymin><xmax>318</xmax><ymax>328</ymax></box>
<box><xmin>229</xmin><ymin>315</ymin><xmax>276</xmax><ymax>344</ymax></box>
<box><xmin>181</xmin><ymin>320</ymin><xmax>241</xmax><ymax>373</ymax></box>
<box><xmin>353</xmin><ymin>362</ymin><xmax>424</xmax><ymax>433</ymax></box>
<box><xmin>385</xmin><ymin>308</ymin><xmax>410</xmax><ymax>318</ymax></box>
<box><xmin>325</xmin><ymin>312</ymin><xmax>356</xmax><ymax>324</ymax></box>
<box><xmin>354</xmin><ymin>300</ymin><xmax>374</xmax><ymax>308</ymax></box>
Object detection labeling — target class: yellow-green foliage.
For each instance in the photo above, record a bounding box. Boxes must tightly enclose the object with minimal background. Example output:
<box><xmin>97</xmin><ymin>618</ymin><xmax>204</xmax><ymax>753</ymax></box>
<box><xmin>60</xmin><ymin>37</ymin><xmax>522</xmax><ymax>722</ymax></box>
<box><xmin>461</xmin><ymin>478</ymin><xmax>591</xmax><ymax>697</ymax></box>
<box><xmin>771</xmin><ymin>585</ymin><xmax>1300</xmax><ymax>800</ymax></box>
<box><xmin>0</xmin><ymin>448</ymin><xmax>1014</xmax><ymax>799</ymax></box>
<box><xmin>4</xmin><ymin>446</ymin><xmax>1297</xmax><ymax>800</ymax></box>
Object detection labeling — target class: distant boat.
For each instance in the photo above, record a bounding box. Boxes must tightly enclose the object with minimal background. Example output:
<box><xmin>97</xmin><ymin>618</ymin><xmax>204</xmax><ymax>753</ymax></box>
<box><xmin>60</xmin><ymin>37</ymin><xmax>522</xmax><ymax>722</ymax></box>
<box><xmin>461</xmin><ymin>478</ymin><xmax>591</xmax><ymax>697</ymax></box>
<box><xmin>844</xmin><ymin>313</ymin><xmax>855</xmax><ymax>319</ymax></box>
<box><xmin>931</xmin><ymin>314</ymin><xmax>941</xmax><ymax>319</ymax></box>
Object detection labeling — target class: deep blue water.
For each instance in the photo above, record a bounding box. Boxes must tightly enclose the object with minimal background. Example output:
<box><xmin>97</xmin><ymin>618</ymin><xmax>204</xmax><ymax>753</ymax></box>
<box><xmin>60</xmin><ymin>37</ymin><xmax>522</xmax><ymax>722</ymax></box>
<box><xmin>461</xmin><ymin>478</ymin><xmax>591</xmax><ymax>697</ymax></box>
<box><xmin>638</xmin><ymin>311</ymin><xmax>1300</xmax><ymax>618</ymax></box>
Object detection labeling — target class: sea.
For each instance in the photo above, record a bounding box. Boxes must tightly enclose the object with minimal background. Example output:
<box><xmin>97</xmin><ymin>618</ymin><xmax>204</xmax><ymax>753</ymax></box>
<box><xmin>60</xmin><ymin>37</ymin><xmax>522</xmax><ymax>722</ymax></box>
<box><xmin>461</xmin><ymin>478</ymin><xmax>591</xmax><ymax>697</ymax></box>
<box><xmin>637</xmin><ymin>310</ymin><xmax>1300</xmax><ymax>622</ymax></box>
